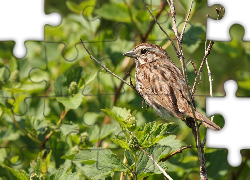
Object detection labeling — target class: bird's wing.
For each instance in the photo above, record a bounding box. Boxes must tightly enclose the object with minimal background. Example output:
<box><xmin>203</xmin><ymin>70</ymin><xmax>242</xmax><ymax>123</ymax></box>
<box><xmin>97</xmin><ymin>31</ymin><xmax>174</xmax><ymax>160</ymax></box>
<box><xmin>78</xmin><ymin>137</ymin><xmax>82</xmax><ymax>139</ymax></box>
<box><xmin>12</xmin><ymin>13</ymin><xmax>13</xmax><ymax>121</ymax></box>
<box><xmin>137</xmin><ymin>61</ymin><xmax>191</xmax><ymax>119</ymax></box>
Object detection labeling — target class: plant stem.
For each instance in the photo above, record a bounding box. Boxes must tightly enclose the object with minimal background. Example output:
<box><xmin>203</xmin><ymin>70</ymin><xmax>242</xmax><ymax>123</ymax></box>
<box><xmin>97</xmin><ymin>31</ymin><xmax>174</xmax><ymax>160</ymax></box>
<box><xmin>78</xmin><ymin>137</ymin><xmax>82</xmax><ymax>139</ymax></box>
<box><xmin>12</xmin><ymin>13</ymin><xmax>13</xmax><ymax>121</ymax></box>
<box><xmin>42</xmin><ymin>108</ymin><xmax>69</xmax><ymax>147</ymax></box>
<box><xmin>10</xmin><ymin>114</ymin><xmax>42</xmax><ymax>144</ymax></box>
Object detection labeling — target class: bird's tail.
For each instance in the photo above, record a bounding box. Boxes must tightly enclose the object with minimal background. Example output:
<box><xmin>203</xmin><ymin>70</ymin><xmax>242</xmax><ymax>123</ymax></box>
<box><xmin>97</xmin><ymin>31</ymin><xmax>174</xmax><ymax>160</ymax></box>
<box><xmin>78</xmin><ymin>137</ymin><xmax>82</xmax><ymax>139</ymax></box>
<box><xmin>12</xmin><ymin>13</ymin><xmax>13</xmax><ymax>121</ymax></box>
<box><xmin>195</xmin><ymin>111</ymin><xmax>221</xmax><ymax>131</ymax></box>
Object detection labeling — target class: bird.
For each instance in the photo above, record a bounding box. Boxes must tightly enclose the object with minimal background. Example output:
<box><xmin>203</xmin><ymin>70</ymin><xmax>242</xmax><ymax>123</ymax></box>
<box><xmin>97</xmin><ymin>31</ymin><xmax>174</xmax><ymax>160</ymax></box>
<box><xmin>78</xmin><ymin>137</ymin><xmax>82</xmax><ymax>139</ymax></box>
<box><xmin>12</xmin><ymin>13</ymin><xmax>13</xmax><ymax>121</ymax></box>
<box><xmin>123</xmin><ymin>43</ymin><xmax>221</xmax><ymax>131</ymax></box>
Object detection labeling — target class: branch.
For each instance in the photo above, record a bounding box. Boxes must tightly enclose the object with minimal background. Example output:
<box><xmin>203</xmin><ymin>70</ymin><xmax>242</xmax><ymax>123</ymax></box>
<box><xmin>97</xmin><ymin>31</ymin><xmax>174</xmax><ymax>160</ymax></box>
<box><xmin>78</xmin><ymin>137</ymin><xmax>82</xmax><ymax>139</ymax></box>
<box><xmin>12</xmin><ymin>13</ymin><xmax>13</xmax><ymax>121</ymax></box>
<box><xmin>137</xmin><ymin>145</ymin><xmax>173</xmax><ymax>180</ymax></box>
<box><xmin>80</xmin><ymin>39</ymin><xmax>133</xmax><ymax>88</ymax></box>
<box><xmin>142</xmin><ymin>0</ymin><xmax>168</xmax><ymax>42</ymax></box>
<box><xmin>113</xmin><ymin>1</ymin><xmax>168</xmax><ymax>105</ymax></box>
<box><xmin>192</xmin><ymin>41</ymin><xmax>214</xmax><ymax>95</ymax></box>
<box><xmin>160</xmin><ymin>145</ymin><xmax>192</xmax><ymax>162</ymax></box>
<box><xmin>42</xmin><ymin>108</ymin><xmax>69</xmax><ymax>148</ymax></box>
<box><xmin>141</xmin><ymin>0</ymin><xmax>178</xmax><ymax>55</ymax></box>
<box><xmin>202</xmin><ymin>7</ymin><xmax>222</xmax><ymax>146</ymax></box>
<box><xmin>166</xmin><ymin>1</ymin><xmax>208</xmax><ymax>179</ymax></box>
<box><xmin>180</xmin><ymin>0</ymin><xmax>194</xmax><ymax>42</ymax></box>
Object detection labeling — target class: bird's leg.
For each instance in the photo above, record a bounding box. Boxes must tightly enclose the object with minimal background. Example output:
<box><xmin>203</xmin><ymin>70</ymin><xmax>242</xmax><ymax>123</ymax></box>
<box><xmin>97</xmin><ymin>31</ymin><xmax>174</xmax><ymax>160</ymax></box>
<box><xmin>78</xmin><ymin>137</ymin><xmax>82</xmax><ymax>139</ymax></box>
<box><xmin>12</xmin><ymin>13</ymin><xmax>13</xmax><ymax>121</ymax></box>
<box><xmin>126</xmin><ymin>72</ymin><xmax>135</xmax><ymax>89</ymax></box>
<box><xmin>126</xmin><ymin>72</ymin><xmax>148</xmax><ymax>111</ymax></box>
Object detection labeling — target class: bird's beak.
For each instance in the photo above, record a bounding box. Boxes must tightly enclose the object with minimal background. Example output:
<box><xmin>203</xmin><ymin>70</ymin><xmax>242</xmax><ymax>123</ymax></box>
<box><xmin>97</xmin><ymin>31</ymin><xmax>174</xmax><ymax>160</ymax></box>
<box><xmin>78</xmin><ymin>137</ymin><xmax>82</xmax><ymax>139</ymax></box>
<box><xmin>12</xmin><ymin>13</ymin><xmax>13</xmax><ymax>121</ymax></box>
<box><xmin>123</xmin><ymin>50</ymin><xmax>138</xmax><ymax>58</ymax></box>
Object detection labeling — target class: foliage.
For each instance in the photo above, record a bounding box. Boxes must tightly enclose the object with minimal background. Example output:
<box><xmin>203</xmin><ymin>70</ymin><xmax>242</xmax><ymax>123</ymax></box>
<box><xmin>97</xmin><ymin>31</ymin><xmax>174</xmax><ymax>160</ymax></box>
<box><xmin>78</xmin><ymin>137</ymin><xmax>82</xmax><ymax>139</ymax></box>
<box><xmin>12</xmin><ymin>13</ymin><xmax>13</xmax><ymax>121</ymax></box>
<box><xmin>0</xmin><ymin>0</ymin><xmax>250</xmax><ymax>179</ymax></box>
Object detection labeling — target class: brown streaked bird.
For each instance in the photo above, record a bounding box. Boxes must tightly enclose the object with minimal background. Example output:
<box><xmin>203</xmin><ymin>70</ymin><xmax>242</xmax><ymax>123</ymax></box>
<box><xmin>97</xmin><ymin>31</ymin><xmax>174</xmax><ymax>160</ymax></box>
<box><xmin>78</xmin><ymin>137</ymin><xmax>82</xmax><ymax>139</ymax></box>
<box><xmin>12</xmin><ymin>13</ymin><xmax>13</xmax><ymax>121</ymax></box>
<box><xmin>123</xmin><ymin>43</ymin><xmax>221</xmax><ymax>131</ymax></box>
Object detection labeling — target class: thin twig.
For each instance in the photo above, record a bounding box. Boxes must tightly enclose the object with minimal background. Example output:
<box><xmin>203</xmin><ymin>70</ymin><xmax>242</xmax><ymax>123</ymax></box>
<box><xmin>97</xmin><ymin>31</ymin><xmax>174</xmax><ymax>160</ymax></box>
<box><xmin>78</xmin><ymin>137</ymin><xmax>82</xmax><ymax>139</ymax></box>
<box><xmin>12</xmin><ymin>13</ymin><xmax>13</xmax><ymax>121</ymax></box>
<box><xmin>180</xmin><ymin>0</ymin><xmax>194</xmax><ymax>42</ymax></box>
<box><xmin>142</xmin><ymin>0</ymin><xmax>168</xmax><ymax>42</ymax></box>
<box><xmin>137</xmin><ymin>145</ymin><xmax>173</xmax><ymax>180</ymax></box>
<box><xmin>114</xmin><ymin>1</ymin><xmax>168</xmax><ymax>105</ymax></box>
<box><xmin>192</xmin><ymin>41</ymin><xmax>214</xmax><ymax>94</ymax></box>
<box><xmin>42</xmin><ymin>108</ymin><xmax>69</xmax><ymax>148</ymax></box>
<box><xmin>167</xmin><ymin>0</ymin><xmax>187</xmax><ymax>80</ymax></box>
<box><xmin>202</xmin><ymin>8</ymin><xmax>219</xmax><ymax>145</ymax></box>
<box><xmin>80</xmin><ymin>39</ymin><xmax>132</xmax><ymax>88</ymax></box>
<box><xmin>166</xmin><ymin>1</ymin><xmax>208</xmax><ymax>179</ymax></box>
<box><xmin>142</xmin><ymin>0</ymin><xmax>178</xmax><ymax>55</ymax></box>
<box><xmin>187</xmin><ymin>59</ymin><xmax>197</xmax><ymax>76</ymax></box>
<box><xmin>160</xmin><ymin>145</ymin><xmax>192</xmax><ymax>162</ymax></box>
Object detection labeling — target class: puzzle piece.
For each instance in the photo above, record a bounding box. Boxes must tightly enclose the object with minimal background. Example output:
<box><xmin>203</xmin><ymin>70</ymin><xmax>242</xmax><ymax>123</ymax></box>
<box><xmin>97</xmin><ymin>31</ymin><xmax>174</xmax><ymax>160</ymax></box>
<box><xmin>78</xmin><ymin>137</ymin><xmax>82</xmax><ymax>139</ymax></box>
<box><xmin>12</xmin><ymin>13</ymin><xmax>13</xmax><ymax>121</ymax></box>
<box><xmin>0</xmin><ymin>0</ymin><xmax>61</xmax><ymax>58</ymax></box>
<box><xmin>2</xmin><ymin>0</ymin><xmax>250</xmax><ymax>179</ymax></box>
<box><xmin>207</xmin><ymin>0</ymin><xmax>250</xmax><ymax>41</ymax></box>
<box><xmin>206</xmin><ymin>79</ymin><xmax>250</xmax><ymax>167</ymax></box>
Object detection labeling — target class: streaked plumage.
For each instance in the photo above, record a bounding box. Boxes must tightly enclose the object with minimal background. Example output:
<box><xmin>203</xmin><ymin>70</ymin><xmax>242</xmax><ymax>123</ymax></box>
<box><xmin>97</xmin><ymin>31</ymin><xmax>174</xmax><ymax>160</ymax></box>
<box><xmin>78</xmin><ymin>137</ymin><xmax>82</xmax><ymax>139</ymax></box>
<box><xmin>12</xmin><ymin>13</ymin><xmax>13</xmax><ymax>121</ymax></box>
<box><xmin>124</xmin><ymin>43</ymin><xmax>221</xmax><ymax>131</ymax></box>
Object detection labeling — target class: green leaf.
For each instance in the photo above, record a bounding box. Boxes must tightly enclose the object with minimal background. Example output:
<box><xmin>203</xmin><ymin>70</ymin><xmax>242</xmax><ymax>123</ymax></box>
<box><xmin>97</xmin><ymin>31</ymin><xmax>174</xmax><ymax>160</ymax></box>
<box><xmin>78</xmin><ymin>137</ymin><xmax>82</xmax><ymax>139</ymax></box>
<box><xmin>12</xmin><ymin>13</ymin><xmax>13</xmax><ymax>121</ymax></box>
<box><xmin>30</xmin><ymin>150</ymin><xmax>52</xmax><ymax>174</ymax></box>
<box><xmin>102</xmin><ymin>107</ymin><xmax>129</xmax><ymax>122</ymax></box>
<box><xmin>49</xmin><ymin>167</ymin><xmax>79</xmax><ymax>180</ymax></box>
<box><xmin>206</xmin><ymin>149</ymin><xmax>229</xmax><ymax>179</ymax></box>
<box><xmin>101</xmin><ymin>107</ymin><xmax>137</xmax><ymax>132</ymax></box>
<box><xmin>24</xmin><ymin>116</ymin><xmax>47</xmax><ymax>138</ymax></box>
<box><xmin>182</xmin><ymin>23</ymin><xmax>205</xmax><ymax>53</ymax></box>
<box><xmin>56</xmin><ymin>92</ymin><xmax>84</xmax><ymax>109</ymax></box>
<box><xmin>1</xmin><ymin>164</ymin><xmax>29</xmax><ymax>180</ymax></box>
<box><xmin>125</xmin><ymin>149</ymin><xmax>134</xmax><ymax>166</ymax></box>
<box><xmin>81</xmin><ymin>154</ymin><xmax>127</xmax><ymax>179</ymax></box>
<box><xmin>111</xmin><ymin>135</ymin><xmax>130</xmax><ymax>150</ymax></box>
<box><xmin>54</xmin><ymin>66</ymin><xmax>96</xmax><ymax>109</ymax></box>
<box><xmin>73</xmin><ymin>147</ymin><xmax>112</xmax><ymax>164</ymax></box>
<box><xmin>9</xmin><ymin>57</ymin><xmax>17</xmax><ymax>72</ymax></box>
<box><xmin>54</xmin><ymin>66</ymin><xmax>83</xmax><ymax>96</ymax></box>
<box><xmin>136</xmin><ymin>144</ymin><xmax>173</xmax><ymax>179</ymax></box>
<box><xmin>43</xmin><ymin>150</ymin><xmax>52</xmax><ymax>173</ymax></box>
<box><xmin>66</xmin><ymin>0</ymin><xmax>96</xmax><ymax>15</ymax></box>
<box><xmin>157</xmin><ymin>135</ymin><xmax>182</xmax><ymax>160</ymax></box>
<box><xmin>135</xmin><ymin>122</ymin><xmax>178</xmax><ymax>148</ymax></box>
<box><xmin>73</xmin><ymin>147</ymin><xmax>126</xmax><ymax>179</ymax></box>
<box><xmin>80</xmin><ymin>72</ymin><xmax>97</xmax><ymax>88</ymax></box>
<box><xmin>10</xmin><ymin>156</ymin><xmax>19</xmax><ymax>164</ymax></box>
<box><xmin>61</xmin><ymin>154</ymin><xmax>76</xmax><ymax>161</ymax></box>
<box><xmin>95</xmin><ymin>3</ymin><xmax>132</xmax><ymax>22</ymax></box>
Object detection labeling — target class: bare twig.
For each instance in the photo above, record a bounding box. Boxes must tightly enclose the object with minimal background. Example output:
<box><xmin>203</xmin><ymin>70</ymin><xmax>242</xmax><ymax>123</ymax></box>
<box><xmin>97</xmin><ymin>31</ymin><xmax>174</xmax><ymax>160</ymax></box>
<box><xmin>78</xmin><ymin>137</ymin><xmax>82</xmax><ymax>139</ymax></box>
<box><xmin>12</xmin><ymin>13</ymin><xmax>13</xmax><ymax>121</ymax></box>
<box><xmin>142</xmin><ymin>0</ymin><xmax>178</xmax><ymax>55</ymax></box>
<box><xmin>142</xmin><ymin>0</ymin><xmax>168</xmax><ymax>42</ymax></box>
<box><xmin>187</xmin><ymin>59</ymin><xmax>197</xmax><ymax>76</ymax></box>
<box><xmin>192</xmin><ymin>41</ymin><xmax>214</xmax><ymax>94</ymax></box>
<box><xmin>114</xmin><ymin>1</ymin><xmax>169</xmax><ymax>105</ymax></box>
<box><xmin>188</xmin><ymin>41</ymin><xmax>214</xmax><ymax>179</ymax></box>
<box><xmin>80</xmin><ymin>39</ymin><xmax>132</xmax><ymax>88</ymax></box>
<box><xmin>165</xmin><ymin>1</ymin><xmax>208</xmax><ymax>179</ymax></box>
<box><xmin>180</xmin><ymin>0</ymin><xmax>194</xmax><ymax>42</ymax></box>
<box><xmin>160</xmin><ymin>145</ymin><xmax>192</xmax><ymax>162</ymax></box>
<box><xmin>202</xmin><ymin>7</ymin><xmax>220</xmax><ymax>145</ymax></box>
<box><xmin>137</xmin><ymin>145</ymin><xmax>173</xmax><ymax>180</ymax></box>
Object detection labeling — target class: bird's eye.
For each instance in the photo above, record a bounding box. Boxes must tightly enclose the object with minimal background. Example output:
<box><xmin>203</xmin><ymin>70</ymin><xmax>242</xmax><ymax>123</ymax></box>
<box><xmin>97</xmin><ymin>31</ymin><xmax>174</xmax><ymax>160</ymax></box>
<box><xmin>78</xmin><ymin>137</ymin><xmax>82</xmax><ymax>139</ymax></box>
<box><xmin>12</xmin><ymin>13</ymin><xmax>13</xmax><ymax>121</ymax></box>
<box><xmin>141</xmin><ymin>49</ymin><xmax>147</xmax><ymax>54</ymax></box>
